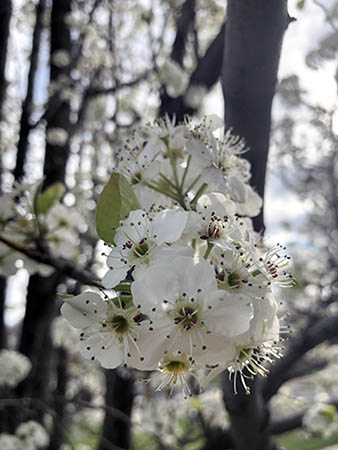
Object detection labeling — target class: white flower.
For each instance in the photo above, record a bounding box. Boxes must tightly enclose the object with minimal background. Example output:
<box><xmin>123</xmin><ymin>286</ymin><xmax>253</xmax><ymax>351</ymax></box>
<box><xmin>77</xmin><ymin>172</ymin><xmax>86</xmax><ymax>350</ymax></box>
<box><xmin>61</xmin><ymin>291</ymin><xmax>150</xmax><ymax>369</ymax></box>
<box><xmin>186</xmin><ymin>127</ymin><xmax>254</xmax><ymax>205</ymax></box>
<box><xmin>235</xmin><ymin>185</ymin><xmax>262</xmax><ymax>217</ymax></box>
<box><xmin>52</xmin><ymin>316</ymin><xmax>80</xmax><ymax>352</ymax></box>
<box><xmin>159</xmin><ymin>59</ymin><xmax>189</xmax><ymax>97</ymax></box>
<box><xmin>44</xmin><ymin>204</ymin><xmax>85</xmax><ymax>259</ymax></box>
<box><xmin>184</xmin><ymin>84</ymin><xmax>208</xmax><ymax>109</ymax></box>
<box><xmin>46</xmin><ymin>127</ymin><xmax>68</xmax><ymax>146</ymax></box>
<box><xmin>102</xmin><ymin>209</ymin><xmax>189</xmax><ymax>289</ymax></box>
<box><xmin>0</xmin><ymin>350</ymin><xmax>31</xmax><ymax>388</ymax></box>
<box><xmin>16</xmin><ymin>421</ymin><xmax>50</xmax><ymax>449</ymax></box>
<box><xmin>131</xmin><ymin>256</ymin><xmax>253</xmax><ymax>364</ymax></box>
<box><xmin>303</xmin><ymin>402</ymin><xmax>338</xmax><ymax>439</ymax></box>
<box><xmin>51</xmin><ymin>50</ymin><xmax>70</xmax><ymax>67</ymax></box>
<box><xmin>0</xmin><ymin>434</ymin><xmax>22</xmax><ymax>450</ymax></box>
<box><xmin>201</xmin><ymin>292</ymin><xmax>281</xmax><ymax>393</ymax></box>
<box><xmin>213</xmin><ymin>247</ymin><xmax>270</xmax><ymax>300</ymax></box>
<box><xmin>255</xmin><ymin>243</ymin><xmax>295</xmax><ymax>287</ymax></box>
<box><xmin>153</xmin><ymin>351</ymin><xmax>201</xmax><ymax>398</ymax></box>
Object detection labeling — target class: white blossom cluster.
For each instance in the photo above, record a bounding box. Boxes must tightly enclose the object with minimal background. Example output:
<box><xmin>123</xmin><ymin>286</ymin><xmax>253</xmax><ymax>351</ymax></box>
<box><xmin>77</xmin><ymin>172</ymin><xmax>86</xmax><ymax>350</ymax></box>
<box><xmin>61</xmin><ymin>115</ymin><xmax>294</xmax><ymax>395</ymax></box>
<box><xmin>302</xmin><ymin>402</ymin><xmax>338</xmax><ymax>439</ymax></box>
<box><xmin>0</xmin><ymin>421</ymin><xmax>49</xmax><ymax>450</ymax></box>
<box><xmin>0</xmin><ymin>349</ymin><xmax>31</xmax><ymax>388</ymax></box>
<box><xmin>0</xmin><ymin>183</ymin><xmax>85</xmax><ymax>277</ymax></box>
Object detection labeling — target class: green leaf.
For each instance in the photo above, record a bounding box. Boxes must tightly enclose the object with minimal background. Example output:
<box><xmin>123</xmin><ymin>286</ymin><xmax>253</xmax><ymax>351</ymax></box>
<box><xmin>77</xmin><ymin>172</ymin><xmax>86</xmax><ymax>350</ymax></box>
<box><xmin>35</xmin><ymin>182</ymin><xmax>65</xmax><ymax>215</ymax></box>
<box><xmin>95</xmin><ymin>173</ymin><xmax>141</xmax><ymax>244</ymax></box>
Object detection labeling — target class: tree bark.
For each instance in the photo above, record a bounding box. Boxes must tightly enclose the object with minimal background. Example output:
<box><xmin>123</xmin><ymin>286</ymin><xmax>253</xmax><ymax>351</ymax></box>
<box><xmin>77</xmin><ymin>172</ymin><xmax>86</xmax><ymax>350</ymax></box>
<box><xmin>220</xmin><ymin>2</ymin><xmax>289</xmax><ymax>449</ymax></box>
<box><xmin>43</xmin><ymin>0</ymin><xmax>72</xmax><ymax>187</ymax></box>
<box><xmin>222</xmin><ymin>0</ymin><xmax>289</xmax><ymax>232</ymax></box>
<box><xmin>0</xmin><ymin>277</ymin><xmax>7</xmax><ymax>350</ymax></box>
<box><xmin>98</xmin><ymin>369</ymin><xmax>135</xmax><ymax>450</ymax></box>
<box><xmin>14</xmin><ymin>0</ymin><xmax>72</xmax><ymax>437</ymax></box>
<box><xmin>0</xmin><ymin>0</ymin><xmax>11</xmax><ymax>128</ymax></box>
<box><xmin>14</xmin><ymin>0</ymin><xmax>47</xmax><ymax>181</ymax></box>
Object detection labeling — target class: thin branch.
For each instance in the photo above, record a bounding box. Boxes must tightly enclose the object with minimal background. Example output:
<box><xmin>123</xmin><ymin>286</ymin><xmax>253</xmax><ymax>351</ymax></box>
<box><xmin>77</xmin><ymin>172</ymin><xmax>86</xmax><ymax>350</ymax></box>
<box><xmin>263</xmin><ymin>312</ymin><xmax>338</xmax><ymax>400</ymax></box>
<box><xmin>0</xmin><ymin>235</ymin><xmax>98</xmax><ymax>286</ymax></box>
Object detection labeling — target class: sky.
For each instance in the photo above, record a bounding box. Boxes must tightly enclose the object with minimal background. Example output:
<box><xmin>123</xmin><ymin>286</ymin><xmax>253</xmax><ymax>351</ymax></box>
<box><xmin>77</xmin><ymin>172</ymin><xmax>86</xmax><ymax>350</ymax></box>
<box><xmin>265</xmin><ymin>0</ymin><xmax>337</xmax><ymax>246</ymax></box>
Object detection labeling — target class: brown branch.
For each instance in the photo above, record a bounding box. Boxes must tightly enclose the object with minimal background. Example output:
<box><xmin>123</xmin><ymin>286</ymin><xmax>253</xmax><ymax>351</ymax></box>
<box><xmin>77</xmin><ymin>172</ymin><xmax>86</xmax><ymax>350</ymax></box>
<box><xmin>0</xmin><ymin>235</ymin><xmax>98</xmax><ymax>286</ymax></box>
<box><xmin>263</xmin><ymin>312</ymin><xmax>338</xmax><ymax>401</ymax></box>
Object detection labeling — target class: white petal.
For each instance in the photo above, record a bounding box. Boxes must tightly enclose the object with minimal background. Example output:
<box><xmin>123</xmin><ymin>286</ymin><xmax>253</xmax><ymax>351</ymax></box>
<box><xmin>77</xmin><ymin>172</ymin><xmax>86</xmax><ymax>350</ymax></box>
<box><xmin>172</xmin><ymin>256</ymin><xmax>217</xmax><ymax>298</ymax></box>
<box><xmin>61</xmin><ymin>292</ymin><xmax>107</xmax><ymax>328</ymax></box>
<box><xmin>204</xmin><ymin>114</ymin><xmax>224</xmax><ymax>131</ymax></box>
<box><xmin>114</xmin><ymin>210</ymin><xmax>148</xmax><ymax>246</ymax></box>
<box><xmin>186</xmin><ymin>139</ymin><xmax>212</xmax><ymax>165</ymax></box>
<box><xmin>80</xmin><ymin>334</ymin><xmax>124</xmax><ymax>369</ymax></box>
<box><xmin>153</xmin><ymin>210</ymin><xmax>188</xmax><ymax>245</ymax></box>
<box><xmin>227</xmin><ymin>176</ymin><xmax>248</xmax><ymax>203</ymax></box>
<box><xmin>132</xmin><ymin>265</ymin><xmax>180</xmax><ymax>315</ymax></box>
<box><xmin>197</xmin><ymin>193</ymin><xmax>236</xmax><ymax>218</ymax></box>
<box><xmin>207</xmin><ymin>292</ymin><xmax>253</xmax><ymax>337</ymax></box>
<box><xmin>102</xmin><ymin>266</ymin><xmax>128</xmax><ymax>289</ymax></box>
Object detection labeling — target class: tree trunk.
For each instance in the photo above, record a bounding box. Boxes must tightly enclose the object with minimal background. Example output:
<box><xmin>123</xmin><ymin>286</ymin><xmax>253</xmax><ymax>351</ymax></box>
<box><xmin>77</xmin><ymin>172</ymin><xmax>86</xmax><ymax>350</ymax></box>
<box><xmin>0</xmin><ymin>0</ymin><xmax>11</xmax><ymax>127</ymax></box>
<box><xmin>14</xmin><ymin>0</ymin><xmax>72</xmax><ymax>438</ymax></box>
<box><xmin>222</xmin><ymin>0</ymin><xmax>289</xmax><ymax>232</ymax></box>
<box><xmin>14</xmin><ymin>0</ymin><xmax>47</xmax><ymax>181</ymax></box>
<box><xmin>220</xmin><ymin>2</ymin><xmax>289</xmax><ymax>449</ymax></box>
<box><xmin>43</xmin><ymin>0</ymin><xmax>72</xmax><ymax>187</ymax></box>
<box><xmin>98</xmin><ymin>369</ymin><xmax>135</xmax><ymax>450</ymax></box>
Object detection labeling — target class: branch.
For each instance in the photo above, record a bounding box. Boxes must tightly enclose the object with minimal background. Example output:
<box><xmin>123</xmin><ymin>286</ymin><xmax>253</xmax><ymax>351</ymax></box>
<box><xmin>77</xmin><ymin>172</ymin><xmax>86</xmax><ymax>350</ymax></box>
<box><xmin>0</xmin><ymin>235</ymin><xmax>98</xmax><ymax>286</ymax></box>
<box><xmin>159</xmin><ymin>22</ymin><xmax>226</xmax><ymax>120</ymax></box>
<box><xmin>269</xmin><ymin>397</ymin><xmax>338</xmax><ymax>435</ymax></box>
<box><xmin>263</xmin><ymin>312</ymin><xmax>338</xmax><ymax>401</ymax></box>
<box><xmin>282</xmin><ymin>358</ymin><xmax>328</xmax><ymax>382</ymax></box>
<box><xmin>171</xmin><ymin>0</ymin><xmax>196</xmax><ymax>66</ymax></box>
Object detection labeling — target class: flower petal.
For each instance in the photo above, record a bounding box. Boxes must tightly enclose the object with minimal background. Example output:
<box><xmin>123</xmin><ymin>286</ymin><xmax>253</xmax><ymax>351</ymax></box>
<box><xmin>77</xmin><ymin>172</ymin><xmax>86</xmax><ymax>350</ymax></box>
<box><xmin>61</xmin><ymin>292</ymin><xmax>107</xmax><ymax>328</ymax></box>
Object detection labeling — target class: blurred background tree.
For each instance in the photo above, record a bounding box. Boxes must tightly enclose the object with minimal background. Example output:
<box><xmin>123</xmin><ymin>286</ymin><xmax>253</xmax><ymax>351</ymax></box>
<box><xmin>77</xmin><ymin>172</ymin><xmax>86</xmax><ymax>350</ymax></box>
<box><xmin>0</xmin><ymin>1</ymin><xmax>338</xmax><ymax>450</ymax></box>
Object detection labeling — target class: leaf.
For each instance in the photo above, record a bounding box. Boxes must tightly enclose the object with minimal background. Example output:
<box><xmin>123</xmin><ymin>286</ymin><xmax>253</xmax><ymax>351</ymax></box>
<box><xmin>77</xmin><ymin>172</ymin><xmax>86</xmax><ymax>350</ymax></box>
<box><xmin>35</xmin><ymin>182</ymin><xmax>65</xmax><ymax>215</ymax></box>
<box><xmin>95</xmin><ymin>173</ymin><xmax>141</xmax><ymax>244</ymax></box>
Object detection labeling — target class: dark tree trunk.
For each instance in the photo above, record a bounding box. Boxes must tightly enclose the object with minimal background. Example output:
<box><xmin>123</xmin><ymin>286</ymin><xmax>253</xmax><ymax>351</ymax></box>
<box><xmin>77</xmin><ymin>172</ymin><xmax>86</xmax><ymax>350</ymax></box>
<box><xmin>0</xmin><ymin>277</ymin><xmax>7</xmax><ymax>350</ymax></box>
<box><xmin>16</xmin><ymin>273</ymin><xmax>62</xmax><ymax>409</ymax></box>
<box><xmin>43</xmin><ymin>0</ymin><xmax>72</xmax><ymax>187</ymax></box>
<box><xmin>48</xmin><ymin>347</ymin><xmax>68</xmax><ymax>450</ymax></box>
<box><xmin>222</xmin><ymin>0</ymin><xmax>289</xmax><ymax>233</ymax></box>
<box><xmin>0</xmin><ymin>0</ymin><xmax>11</xmax><ymax>128</ymax></box>
<box><xmin>14</xmin><ymin>0</ymin><xmax>72</xmax><ymax>438</ymax></box>
<box><xmin>98</xmin><ymin>369</ymin><xmax>135</xmax><ymax>450</ymax></box>
<box><xmin>220</xmin><ymin>2</ymin><xmax>290</xmax><ymax>449</ymax></box>
<box><xmin>14</xmin><ymin>0</ymin><xmax>47</xmax><ymax>181</ymax></box>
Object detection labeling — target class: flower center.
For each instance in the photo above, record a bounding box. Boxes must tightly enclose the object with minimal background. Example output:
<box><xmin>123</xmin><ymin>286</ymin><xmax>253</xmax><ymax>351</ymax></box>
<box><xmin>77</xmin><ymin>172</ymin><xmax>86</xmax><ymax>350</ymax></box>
<box><xmin>131</xmin><ymin>171</ymin><xmax>142</xmax><ymax>185</ymax></box>
<box><xmin>163</xmin><ymin>360</ymin><xmax>186</xmax><ymax>374</ymax></box>
<box><xmin>133</xmin><ymin>239</ymin><xmax>149</xmax><ymax>258</ymax></box>
<box><xmin>174</xmin><ymin>305</ymin><xmax>198</xmax><ymax>331</ymax></box>
<box><xmin>228</xmin><ymin>271</ymin><xmax>242</xmax><ymax>288</ymax></box>
<box><xmin>109</xmin><ymin>315</ymin><xmax>129</xmax><ymax>334</ymax></box>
